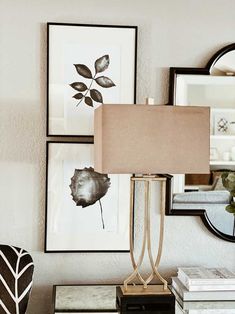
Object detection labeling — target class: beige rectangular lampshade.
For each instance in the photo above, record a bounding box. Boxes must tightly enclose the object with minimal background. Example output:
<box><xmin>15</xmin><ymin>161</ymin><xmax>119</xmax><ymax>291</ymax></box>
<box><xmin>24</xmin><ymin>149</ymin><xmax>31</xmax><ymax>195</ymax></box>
<box><xmin>94</xmin><ymin>104</ymin><xmax>210</xmax><ymax>174</ymax></box>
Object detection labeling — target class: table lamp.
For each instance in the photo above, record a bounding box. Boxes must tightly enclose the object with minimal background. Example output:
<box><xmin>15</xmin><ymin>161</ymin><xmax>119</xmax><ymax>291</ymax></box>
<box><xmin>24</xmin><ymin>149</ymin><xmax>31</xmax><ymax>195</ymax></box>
<box><xmin>94</xmin><ymin>104</ymin><xmax>210</xmax><ymax>298</ymax></box>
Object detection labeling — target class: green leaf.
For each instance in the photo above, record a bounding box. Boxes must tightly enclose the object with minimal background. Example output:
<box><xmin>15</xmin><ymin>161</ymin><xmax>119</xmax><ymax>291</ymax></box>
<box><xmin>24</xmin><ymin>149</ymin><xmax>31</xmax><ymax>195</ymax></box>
<box><xmin>73</xmin><ymin>93</ymin><xmax>83</xmax><ymax>100</ymax></box>
<box><xmin>95</xmin><ymin>55</ymin><xmax>110</xmax><ymax>73</ymax></box>
<box><xmin>85</xmin><ymin>96</ymin><xmax>93</xmax><ymax>107</ymax></box>
<box><xmin>74</xmin><ymin>64</ymin><xmax>92</xmax><ymax>78</ymax></box>
<box><xmin>70</xmin><ymin>82</ymin><xmax>87</xmax><ymax>92</ymax></box>
<box><xmin>90</xmin><ymin>89</ymin><xmax>103</xmax><ymax>103</ymax></box>
<box><xmin>95</xmin><ymin>76</ymin><xmax>116</xmax><ymax>88</ymax></box>
<box><xmin>225</xmin><ymin>204</ymin><xmax>235</xmax><ymax>214</ymax></box>
<box><xmin>222</xmin><ymin>172</ymin><xmax>235</xmax><ymax>195</ymax></box>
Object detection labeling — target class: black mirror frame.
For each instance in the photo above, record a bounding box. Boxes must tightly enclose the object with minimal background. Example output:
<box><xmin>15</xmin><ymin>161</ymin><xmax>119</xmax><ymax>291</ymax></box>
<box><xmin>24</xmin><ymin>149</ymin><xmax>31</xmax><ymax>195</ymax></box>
<box><xmin>166</xmin><ymin>43</ymin><xmax>235</xmax><ymax>243</ymax></box>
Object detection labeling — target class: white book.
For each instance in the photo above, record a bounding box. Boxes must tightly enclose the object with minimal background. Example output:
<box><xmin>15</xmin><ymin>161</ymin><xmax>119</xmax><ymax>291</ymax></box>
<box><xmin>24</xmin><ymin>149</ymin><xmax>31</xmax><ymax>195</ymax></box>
<box><xmin>178</xmin><ymin>267</ymin><xmax>235</xmax><ymax>290</ymax></box>
<box><xmin>172</xmin><ymin>277</ymin><xmax>235</xmax><ymax>301</ymax></box>
<box><xmin>175</xmin><ymin>291</ymin><xmax>235</xmax><ymax>311</ymax></box>
<box><xmin>174</xmin><ymin>288</ymin><xmax>235</xmax><ymax>314</ymax></box>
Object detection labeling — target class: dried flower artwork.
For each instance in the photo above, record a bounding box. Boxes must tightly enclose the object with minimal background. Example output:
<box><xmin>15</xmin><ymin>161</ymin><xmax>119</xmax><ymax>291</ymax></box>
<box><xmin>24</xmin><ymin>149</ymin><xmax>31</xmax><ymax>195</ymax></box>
<box><xmin>70</xmin><ymin>55</ymin><xmax>116</xmax><ymax>107</ymax></box>
<box><xmin>70</xmin><ymin>167</ymin><xmax>111</xmax><ymax>229</ymax></box>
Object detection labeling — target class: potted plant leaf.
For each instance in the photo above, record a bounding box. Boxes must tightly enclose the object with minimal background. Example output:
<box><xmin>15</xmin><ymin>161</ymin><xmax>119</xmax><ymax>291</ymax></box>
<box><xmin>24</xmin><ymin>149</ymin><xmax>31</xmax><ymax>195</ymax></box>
<box><xmin>222</xmin><ymin>172</ymin><xmax>235</xmax><ymax>236</ymax></box>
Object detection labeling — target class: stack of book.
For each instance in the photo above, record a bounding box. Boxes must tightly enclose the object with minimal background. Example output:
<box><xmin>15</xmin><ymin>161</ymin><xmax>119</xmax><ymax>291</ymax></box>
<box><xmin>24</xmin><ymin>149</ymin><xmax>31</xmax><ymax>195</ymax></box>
<box><xmin>172</xmin><ymin>267</ymin><xmax>235</xmax><ymax>313</ymax></box>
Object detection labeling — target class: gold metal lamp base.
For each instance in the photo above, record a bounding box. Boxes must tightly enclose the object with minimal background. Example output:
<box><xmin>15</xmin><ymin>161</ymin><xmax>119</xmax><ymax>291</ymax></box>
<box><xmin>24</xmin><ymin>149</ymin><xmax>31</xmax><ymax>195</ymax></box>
<box><xmin>120</xmin><ymin>285</ymin><xmax>172</xmax><ymax>295</ymax></box>
<box><xmin>116</xmin><ymin>176</ymin><xmax>175</xmax><ymax>314</ymax></box>
<box><xmin>123</xmin><ymin>175</ymin><xmax>168</xmax><ymax>295</ymax></box>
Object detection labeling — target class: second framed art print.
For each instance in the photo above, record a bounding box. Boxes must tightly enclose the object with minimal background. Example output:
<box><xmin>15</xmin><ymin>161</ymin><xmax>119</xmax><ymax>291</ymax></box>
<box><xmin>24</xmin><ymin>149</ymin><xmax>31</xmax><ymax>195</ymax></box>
<box><xmin>45</xmin><ymin>142</ymin><xmax>131</xmax><ymax>252</ymax></box>
<box><xmin>47</xmin><ymin>23</ymin><xmax>137</xmax><ymax>137</ymax></box>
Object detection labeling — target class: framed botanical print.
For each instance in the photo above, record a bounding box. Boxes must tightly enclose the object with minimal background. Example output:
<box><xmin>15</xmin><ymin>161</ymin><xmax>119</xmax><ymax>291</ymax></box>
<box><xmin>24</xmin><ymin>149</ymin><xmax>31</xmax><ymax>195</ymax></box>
<box><xmin>47</xmin><ymin>23</ymin><xmax>137</xmax><ymax>137</ymax></box>
<box><xmin>45</xmin><ymin>141</ymin><xmax>131</xmax><ymax>252</ymax></box>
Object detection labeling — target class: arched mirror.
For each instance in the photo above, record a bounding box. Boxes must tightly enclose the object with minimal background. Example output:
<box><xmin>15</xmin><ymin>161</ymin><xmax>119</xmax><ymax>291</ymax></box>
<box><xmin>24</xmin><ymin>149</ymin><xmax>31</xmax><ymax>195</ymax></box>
<box><xmin>167</xmin><ymin>43</ymin><xmax>235</xmax><ymax>242</ymax></box>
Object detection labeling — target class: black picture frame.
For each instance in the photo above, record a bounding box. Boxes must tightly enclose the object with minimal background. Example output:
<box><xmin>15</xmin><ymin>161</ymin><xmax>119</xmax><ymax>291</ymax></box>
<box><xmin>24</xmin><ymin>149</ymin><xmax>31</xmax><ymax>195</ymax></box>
<box><xmin>45</xmin><ymin>141</ymin><xmax>132</xmax><ymax>252</ymax></box>
<box><xmin>166</xmin><ymin>43</ymin><xmax>235</xmax><ymax>243</ymax></box>
<box><xmin>47</xmin><ymin>22</ymin><xmax>137</xmax><ymax>137</ymax></box>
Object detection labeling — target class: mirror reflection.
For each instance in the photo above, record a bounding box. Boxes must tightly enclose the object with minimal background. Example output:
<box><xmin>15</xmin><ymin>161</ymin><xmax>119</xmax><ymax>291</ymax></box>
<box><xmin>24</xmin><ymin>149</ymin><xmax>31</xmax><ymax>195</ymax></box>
<box><xmin>170</xmin><ymin>44</ymin><xmax>235</xmax><ymax>240</ymax></box>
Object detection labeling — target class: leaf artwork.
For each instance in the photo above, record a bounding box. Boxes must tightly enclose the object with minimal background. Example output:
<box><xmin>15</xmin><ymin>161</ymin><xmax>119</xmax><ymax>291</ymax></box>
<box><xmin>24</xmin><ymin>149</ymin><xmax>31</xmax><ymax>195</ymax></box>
<box><xmin>85</xmin><ymin>96</ymin><xmax>93</xmax><ymax>107</ymax></box>
<box><xmin>95</xmin><ymin>76</ymin><xmax>115</xmax><ymax>88</ymax></box>
<box><xmin>70</xmin><ymin>55</ymin><xmax>116</xmax><ymax>107</ymax></box>
<box><xmin>90</xmin><ymin>89</ymin><xmax>103</xmax><ymax>103</ymax></box>
<box><xmin>73</xmin><ymin>93</ymin><xmax>83</xmax><ymax>100</ymax></box>
<box><xmin>70</xmin><ymin>82</ymin><xmax>87</xmax><ymax>92</ymax></box>
<box><xmin>69</xmin><ymin>167</ymin><xmax>111</xmax><ymax>229</ymax></box>
<box><xmin>74</xmin><ymin>64</ymin><xmax>92</xmax><ymax>79</ymax></box>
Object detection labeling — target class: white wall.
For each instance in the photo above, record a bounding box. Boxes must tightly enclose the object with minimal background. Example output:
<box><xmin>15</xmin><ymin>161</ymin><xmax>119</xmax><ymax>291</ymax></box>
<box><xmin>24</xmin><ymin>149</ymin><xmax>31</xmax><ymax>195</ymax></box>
<box><xmin>0</xmin><ymin>0</ymin><xmax>235</xmax><ymax>313</ymax></box>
